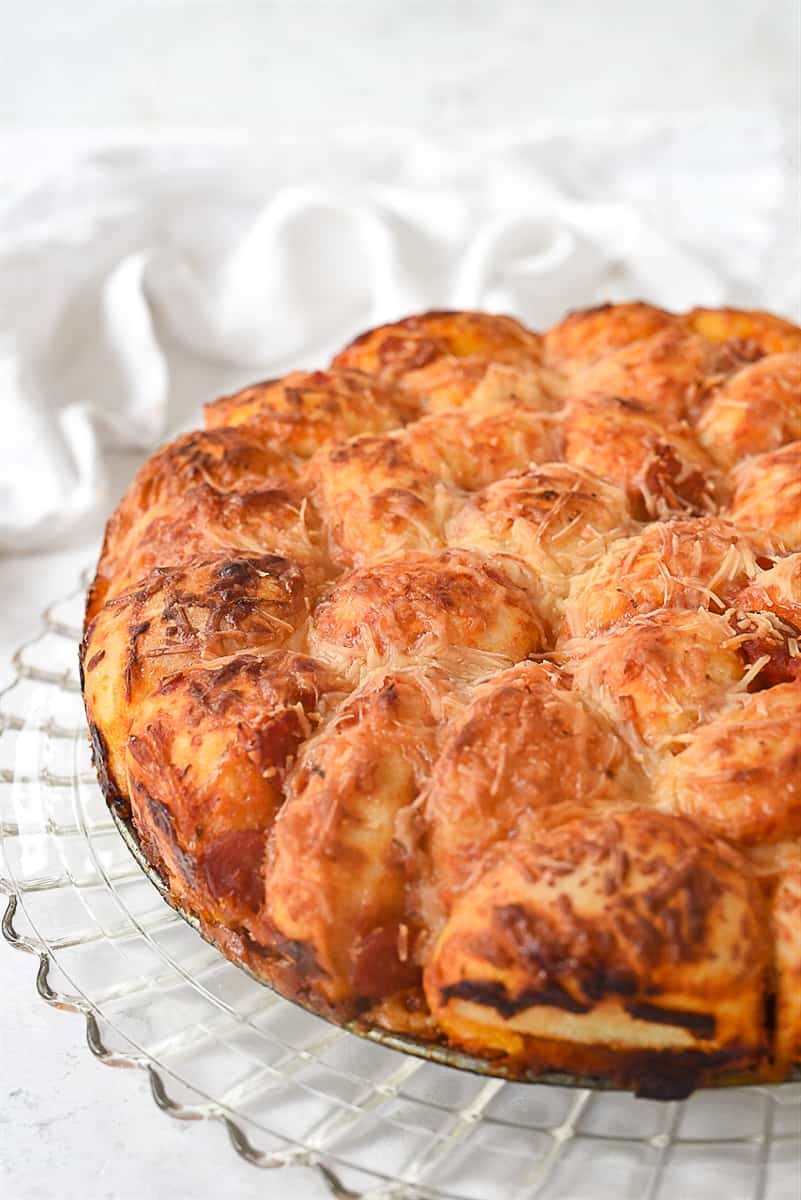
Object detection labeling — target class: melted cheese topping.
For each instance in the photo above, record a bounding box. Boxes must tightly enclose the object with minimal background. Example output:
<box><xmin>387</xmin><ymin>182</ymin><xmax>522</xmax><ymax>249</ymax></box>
<box><xmin>311</xmin><ymin>430</ymin><xmax>457</xmax><ymax>566</ymax></box>
<box><xmin>735</xmin><ymin>552</ymin><xmax>801</xmax><ymax>628</ymax></box>
<box><xmin>83</xmin><ymin>302</ymin><xmax>801</xmax><ymax>1088</ymax></box>
<box><xmin>204</xmin><ymin>367</ymin><xmax>419</xmax><ymax>455</ymax></box>
<box><xmin>421</xmin><ymin>661</ymin><xmax>643</xmax><ymax>911</ymax></box>
<box><xmin>331</xmin><ymin>310</ymin><xmax>544</xmax><ymax>410</ymax></box>
<box><xmin>309</xmin><ymin>548</ymin><xmax>547</xmax><ymax>678</ymax></box>
<box><xmin>83</xmin><ymin>552</ymin><xmax>312</xmax><ymax>800</ymax></box>
<box><xmin>564</xmin><ymin>327</ymin><xmax>745</xmax><ymax>422</ymax></box>
<box><xmin>262</xmin><ymin>668</ymin><xmax>451</xmax><ymax>1009</ymax></box>
<box><xmin>90</xmin><ymin>427</ymin><xmax>304</xmax><ymax>617</ymax></box>
<box><xmin>425</xmin><ymin>809</ymin><xmax>768</xmax><ymax>1068</ymax></box>
<box><xmin>446</xmin><ymin>463</ymin><xmax>635</xmax><ymax>632</ymax></box>
<box><xmin>106</xmin><ymin>483</ymin><xmax>326</xmax><ymax>607</ymax></box>
<box><xmin>563</xmin><ymin>395</ymin><xmax>719</xmax><ymax>519</ymax></box>
<box><xmin>656</xmin><ymin>682</ymin><xmax>801</xmax><ymax>845</ymax></box>
<box><xmin>726</xmin><ymin>442</ymin><xmax>801</xmax><ymax>551</ymax></box>
<box><xmin>561</xmin><ymin>609</ymin><xmax>746</xmax><ymax>756</ymax></box>
<box><xmin>126</xmin><ymin>651</ymin><xmax>347</xmax><ymax>930</ymax></box>
<box><xmin>402</xmin><ymin>406</ymin><xmax>558</xmax><ymax>490</ymax></box>
<box><xmin>696</xmin><ymin>354</ymin><xmax>801</xmax><ymax>469</ymax></box>
<box><xmin>563</xmin><ymin>517</ymin><xmax>780</xmax><ymax>638</ymax></box>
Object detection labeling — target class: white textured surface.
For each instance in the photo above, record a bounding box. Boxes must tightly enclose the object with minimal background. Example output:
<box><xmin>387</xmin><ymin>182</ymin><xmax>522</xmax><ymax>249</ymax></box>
<box><xmin>2</xmin><ymin>0</ymin><xmax>799</xmax><ymax>129</ymax></box>
<box><xmin>2</xmin><ymin>116</ymin><xmax>796</xmax><ymax>552</ymax></box>
<box><xmin>2</xmin><ymin>3</ymin><xmax>800</xmax><ymax>1197</ymax></box>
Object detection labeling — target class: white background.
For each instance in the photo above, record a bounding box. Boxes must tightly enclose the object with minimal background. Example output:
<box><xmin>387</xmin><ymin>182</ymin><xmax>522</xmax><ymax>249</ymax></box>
<box><xmin>1</xmin><ymin>3</ymin><xmax>799</xmax><ymax>1198</ymax></box>
<box><xmin>3</xmin><ymin>0</ymin><xmax>799</xmax><ymax>131</ymax></box>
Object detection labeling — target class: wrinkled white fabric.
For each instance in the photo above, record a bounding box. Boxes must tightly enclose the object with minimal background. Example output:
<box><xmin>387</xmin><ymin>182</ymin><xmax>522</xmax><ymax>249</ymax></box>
<box><xmin>0</xmin><ymin>116</ymin><xmax>798</xmax><ymax>551</ymax></box>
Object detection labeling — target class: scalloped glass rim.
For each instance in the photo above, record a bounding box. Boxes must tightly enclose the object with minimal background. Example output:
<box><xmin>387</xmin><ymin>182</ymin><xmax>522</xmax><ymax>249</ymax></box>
<box><xmin>1</xmin><ymin>575</ymin><xmax>799</xmax><ymax>1200</ymax></box>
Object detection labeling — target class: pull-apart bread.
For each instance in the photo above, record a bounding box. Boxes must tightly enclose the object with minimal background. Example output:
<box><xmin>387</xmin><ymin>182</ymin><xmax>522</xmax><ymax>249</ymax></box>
<box><xmin>83</xmin><ymin>305</ymin><xmax>801</xmax><ymax>1097</ymax></box>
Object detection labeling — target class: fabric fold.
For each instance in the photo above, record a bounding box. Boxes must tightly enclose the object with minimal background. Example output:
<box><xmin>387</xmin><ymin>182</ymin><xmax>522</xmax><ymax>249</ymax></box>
<box><xmin>0</xmin><ymin>115</ymin><xmax>796</xmax><ymax>551</ymax></box>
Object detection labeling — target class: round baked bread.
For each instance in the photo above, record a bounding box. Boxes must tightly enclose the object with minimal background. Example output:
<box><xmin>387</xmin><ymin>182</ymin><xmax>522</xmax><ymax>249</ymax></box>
<box><xmin>82</xmin><ymin>303</ymin><xmax>801</xmax><ymax>1098</ymax></box>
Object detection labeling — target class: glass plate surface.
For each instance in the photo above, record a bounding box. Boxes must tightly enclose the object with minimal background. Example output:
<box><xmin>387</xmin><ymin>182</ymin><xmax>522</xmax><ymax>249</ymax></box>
<box><xmin>1</xmin><ymin>577</ymin><xmax>799</xmax><ymax>1200</ymax></box>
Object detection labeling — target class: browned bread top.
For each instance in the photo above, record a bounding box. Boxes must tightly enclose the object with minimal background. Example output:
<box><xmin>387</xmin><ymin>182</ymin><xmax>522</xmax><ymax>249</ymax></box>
<box><xmin>83</xmin><ymin>303</ymin><xmax>801</xmax><ymax>1096</ymax></box>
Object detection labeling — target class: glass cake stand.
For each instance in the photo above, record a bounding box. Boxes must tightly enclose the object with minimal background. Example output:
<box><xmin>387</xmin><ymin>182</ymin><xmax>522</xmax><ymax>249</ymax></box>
<box><xmin>1</xmin><ymin>577</ymin><xmax>799</xmax><ymax>1200</ymax></box>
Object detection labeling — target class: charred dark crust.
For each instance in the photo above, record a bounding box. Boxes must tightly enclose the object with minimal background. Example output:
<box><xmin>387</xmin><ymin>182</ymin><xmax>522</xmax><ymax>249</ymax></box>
<box><xmin>626</xmin><ymin>1003</ymin><xmax>716</xmax><ymax>1040</ymax></box>
<box><xmin>86</xmin><ymin>720</ymin><xmax>129</xmax><ymax>817</ymax></box>
<box><xmin>623</xmin><ymin>1047</ymin><xmax>757</xmax><ymax>1101</ymax></box>
<box><xmin>439</xmin><ymin>979</ymin><xmax>717</xmax><ymax>1041</ymax></box>
<box><xmin>485</xmin><ymin>1034</ymin><xmax>760</xmax><ymax>1101</ymax></box>
<box><xmin>133</xmin><ymin>786</ymin><xmax>197</xmax><ymax>889</ymax></box>
<box><xmin>565</xmin><ymin>302</ymin><xmax>616</xmax><ymax>319</ymax></box>
<box><xmin>262</xmin><ymin>924</ymin><xmax>329</xmax><ymax>982</ymax></box>
<box><xmin>439</xmin><ymin>978</ymin><xmax>591</xmax><ymax>1017</ymax></box>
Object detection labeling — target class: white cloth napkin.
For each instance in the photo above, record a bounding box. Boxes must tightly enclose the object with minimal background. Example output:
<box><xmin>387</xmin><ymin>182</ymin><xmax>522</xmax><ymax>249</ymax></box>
<box><xmin>1</xmin><ymin>114</ymin><xmax>798</xmax><ymax>552</ymax></box>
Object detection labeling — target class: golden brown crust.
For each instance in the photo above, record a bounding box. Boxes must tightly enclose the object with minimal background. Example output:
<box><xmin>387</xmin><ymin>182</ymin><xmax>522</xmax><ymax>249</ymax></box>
<box><xmin>262</xmin><ymin>669</ymin><xmax>451</xmax><ymax>1015</ymax></box>
<box><xmin>655</xmin><ymin>681</ymin><xmax>801</xmax><ymax>846</ymax></box>
<box><xmin>332</xmin><ymin>310</ymin><xmax>545</xmax><ymax>411</ymax></box>
<box><xmin>82</xmin><ymin>552</ymin><xmax>312</xmax><ymax>802</ymax></box>
<box><xmin>310</xmin><ymin>549</ymin><xmax>547</xmax><ymax>678</ymax></box>
<box><xmin>564</xmin><ymin>326</ymin><xmax>754</xmax><ymax>421</ymax></box>
<box><xmin>682</xmin><ymin>307</ymin><xmax>801</xmax><ymax>354</ymax></box>
<box><xmin>446</xmin><ymin>463</ymin><xmax>635</xmax><ymax>632</ymax></box>
<box><xmin>421</xmin><ymin>662</ymin><xmax>643</xmax><ymax>911</ymax></box>
<box><xmin>309</xmin><ymin>395</ymin><xmax>561</xmax><ymax>570</ymax></box>
<box><xmin>204</xmin><ymin>367</ymin><xmax>420</xmax><ymax>454</ymax></box>
<box><xmin>562</xmin><ymin>609</ymin><xmax>747</xmax><ymax>756</ymax></box>
<box><xmin>696</xmin><ymin>353</ymin><xmax>801</xmax><ymax>469</ymax></box>
<box><xmin>126</xmin><ymin>652</ymin><xmax>347</xmax><ymax>930</ymax></box>
<box><xmin>726</xmin><ymin>442</ymin><xmax>801</xmax><ymax>551</ymax></box>
<box><xmin>402</xmin><ymin>406</ymin><xmax>557</xmax><ymax>491</ymax></box>
<box><xmin>89</xmin><ymin>425</ymin><xmax>322</xmax><ymax>619</ymax></box>
<box><xmin>563</xmin><ymin>395</ymin><xmax>719</xmax><ymax>519</ymax></box>
<box><xmin>771</xmin><ymin>861</ymin><xmax>801</xmax><ymax>1069</ymax></box>
<box><xmin>105</xmin><ymin>483</ymin><xmax>325</xmax><ymax>607</ymax></box>
<box><xmin>83</xmin><ymin>303</ymin><xmax>801</xmax><ymax>1091</ymax></box>
<box><xmin>563</xmin><ymin>517</ymin><xmax>780</xmax><ymax>638</ymax></box>
<box><xmin>424</xmin><ymin>809</ymin><xmax>769</xmax><ymax>1097</ymax></box>
<box><xmin>543</xmin><ymin>302</ymin><xmax>677</xmax><ymax>370</ymax></box>
<box><xmin>311</xmin><ymin>430</ymin><xmax>456</xmax><ymax>566</ymax></box>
